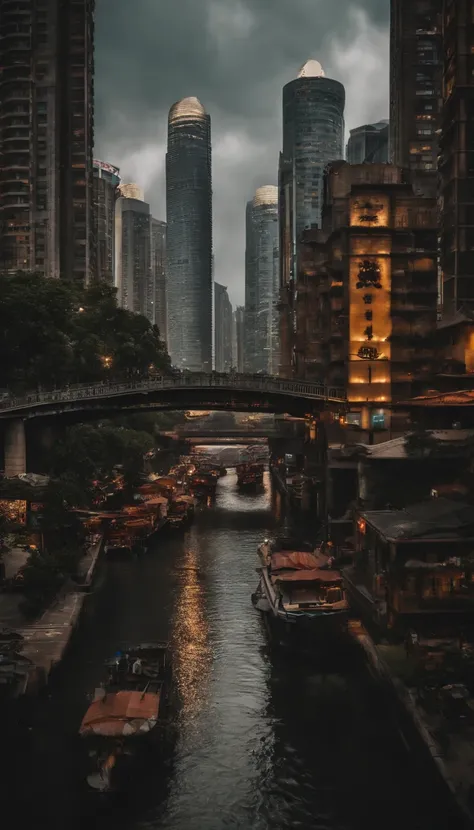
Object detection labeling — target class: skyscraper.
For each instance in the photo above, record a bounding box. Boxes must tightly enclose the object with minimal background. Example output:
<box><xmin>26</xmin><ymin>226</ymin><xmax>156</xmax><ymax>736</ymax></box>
<box><xmin>166</xmin><ymin>97</ymin><xmax>213</xmax><ymax>371</ymax></box>
<box><xmin>0</xmin><ymin>0</ymin><xmax>95</xmax><ymax>282</ymax></box>
<box><xmin>93</xmin><ymin>160</ymin><xmax>121</xmax><ymax>286</ymax></box>
<box><xmin>214</xmin><ymin>282</ymin><xmax>233</xmax><ymax>372</ymax></box>
<box><xmin>245</xmin><ymin>186</ymin><xmax>279</xmax><ymax>374</ymax></box>
<box><xmin>278</xmin><ymin>60</ymin><xmax>345</xmax><ymax>376</ymax></box>
<box><xmin>234</xmin><ymin>306</ymin><xmax>245</xmax><ymax>373</ymax></box>
<box><xmin>440</xmin><ymin>0</ymin><xmax>474</xmax><ymax>316</ymax></box>
<box><xmin>115</xmin><ymin>195</ymin><xmax>152</xmax><ymax>321</ymax></box>
<box><xmin>119</xmin><ymin>183</ymin><xmax>145</xmax><ymax>201</ymax></box>
<box><xmin>151</xmin><ymin>218</ymin><xmax>167</xmax><ymax>343</ymax></box>
<box><xmin>390</xmin><ymin>0</ymin><xmax>442</xmax><ymax>197</ymax></box>
<box><xmin>346</xmin><ymin>121</ymin><xmax>389</xmax><ymax>164</ymax></box>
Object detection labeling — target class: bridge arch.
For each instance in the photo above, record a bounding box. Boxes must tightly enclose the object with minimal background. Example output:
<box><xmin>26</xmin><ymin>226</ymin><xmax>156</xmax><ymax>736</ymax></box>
<box><xmin>0</xmin><ymin>374</ymin><xmax>346</xmax><ymax>476</ymax></box>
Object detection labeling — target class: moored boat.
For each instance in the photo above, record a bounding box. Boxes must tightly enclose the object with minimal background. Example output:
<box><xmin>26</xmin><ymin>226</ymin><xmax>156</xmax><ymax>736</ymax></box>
<box><xmin>167</xmin><ymin>495</ymin><xmax>196</xmax><ymax>529</ymax></box>
<box><xmin>80</xmin><ymin>643</ymin><xmax>173</xmax><ymax>792</ymax></box>
<box><xmin>236</xmin><ymin>462</ymin><xmax>264</xmax><ymax>491</ymax></box>
<box><xmin>253</xmin><ymin>540</ymin><xmax>349</xmax><ymax>649</ymax></box>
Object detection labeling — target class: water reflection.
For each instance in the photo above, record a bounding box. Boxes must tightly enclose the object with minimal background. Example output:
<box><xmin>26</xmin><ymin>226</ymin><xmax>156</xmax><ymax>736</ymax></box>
<box><xmin>171</xmin><ymin>539</ymin><xmax>212</xmax><ymax>724</ymax></box>
<box><xmin>3</xmin><ymin>460</ymin><xmax>458</xmax><ymax>830</ymax></box>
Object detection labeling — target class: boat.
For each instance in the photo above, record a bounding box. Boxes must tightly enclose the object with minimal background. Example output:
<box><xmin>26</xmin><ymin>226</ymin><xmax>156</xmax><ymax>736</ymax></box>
<box><xmin>236</xmin><ymin>462</ymin><xmax>264</xmax><ymax>491</ymax></box>
<box><xmin>253</xmin><ymin>539</ymin><xmax>349</xmax><ymax>649</ymax></box>
<box><xmin>167</xmin><ymin>495</ymin><xmax>196</xmax><ymax>529</ymax></box>
<box><xmin>188</xmin><ymin>470</ymin><xmax>218</xmax><ymax>497</ymax></box>
<box><xmin>80</xmin><ymin>643</ymin><xmax>173</xmax><ymax>792</ymax></box>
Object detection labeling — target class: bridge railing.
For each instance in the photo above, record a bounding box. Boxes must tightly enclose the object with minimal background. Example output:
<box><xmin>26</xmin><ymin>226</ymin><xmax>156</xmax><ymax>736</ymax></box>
<box><xmin>0</xmin><ymin>373</ymin><xmax>346</xmax><ymax>413</ymax></box>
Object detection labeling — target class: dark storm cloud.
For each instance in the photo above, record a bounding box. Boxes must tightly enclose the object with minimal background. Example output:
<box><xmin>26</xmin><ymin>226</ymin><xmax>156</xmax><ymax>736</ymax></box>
<box><xmin>95</xmin><ymin>0</ymin><xmax>390</xmax><ymax>304</ymax></box>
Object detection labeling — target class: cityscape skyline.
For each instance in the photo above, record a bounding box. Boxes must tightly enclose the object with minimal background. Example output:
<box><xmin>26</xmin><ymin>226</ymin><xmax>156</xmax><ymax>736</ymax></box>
<box><xmin>94</xmin><ymin>1</ymin><xmax>390</xmax><ymax>306</ymax></box>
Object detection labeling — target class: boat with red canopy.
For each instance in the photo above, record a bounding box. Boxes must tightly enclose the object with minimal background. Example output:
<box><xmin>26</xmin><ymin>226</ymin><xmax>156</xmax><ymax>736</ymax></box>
<box><xmin>253</xmin><ymin>539</ymin><xmax>349</xmax><ymax>646</ymax></box>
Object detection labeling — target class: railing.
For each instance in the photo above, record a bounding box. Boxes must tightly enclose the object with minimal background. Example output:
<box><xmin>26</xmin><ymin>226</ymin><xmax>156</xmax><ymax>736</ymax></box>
<box><xmin>0</xmin><ymin>373</ymin><xmax>346</xmax><ymax>414</ymax></box>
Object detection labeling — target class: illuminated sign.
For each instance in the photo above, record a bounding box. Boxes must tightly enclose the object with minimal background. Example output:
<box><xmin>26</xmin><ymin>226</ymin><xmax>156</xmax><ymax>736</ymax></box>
<box><xmin>93</xmin><ymin>159</ymin><xmax>120</xmax><ymax>177</ymax></box>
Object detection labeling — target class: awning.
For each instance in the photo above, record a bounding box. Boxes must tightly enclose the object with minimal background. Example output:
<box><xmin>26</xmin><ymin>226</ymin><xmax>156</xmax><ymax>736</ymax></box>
<box><xmin>273</xmin><ymin>568</ymin><xmax>342</xmax><ymax>583</ymax></box>
<box><xmin>271</xmin><ymin>551</ymin><xmax>326</xmax><ymax>571</ymax></box>
<box><xmin>79</xmin><ymin>690</ymin><xmax>160</xmax><ymax>738</ymax></box>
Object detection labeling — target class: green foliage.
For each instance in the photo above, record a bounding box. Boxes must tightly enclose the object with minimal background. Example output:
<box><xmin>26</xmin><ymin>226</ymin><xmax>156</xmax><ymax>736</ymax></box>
<box><xmin>19</xmin><ymin>545</ymin><xmax>83</xmax><ymax>619</ymax></box>
<box><xmin>0</xmin><ymin>272</ymin><xmax>171</xmax><ymax>392</ymax></box>
<box><xmin>50</xmin><ymin>422</ymin><xmax>155</xmax><ymax>500</ymax></box>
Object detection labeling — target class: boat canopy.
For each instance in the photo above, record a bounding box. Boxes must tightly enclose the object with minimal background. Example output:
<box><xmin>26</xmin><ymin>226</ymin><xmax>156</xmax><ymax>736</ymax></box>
<box><xmin>272</xmin><ymin>568</ymin><xmax>342</xmax><ymax>583</ymax></box>
<box><xmin>79</xmin><ymin>690</ymin><xmax>160</xmax><ymax>738</ymax></box>
<box><xmin>271</xmin><ymin>551</ymin><xmax>324</xmax><ymax>572</ymax></box>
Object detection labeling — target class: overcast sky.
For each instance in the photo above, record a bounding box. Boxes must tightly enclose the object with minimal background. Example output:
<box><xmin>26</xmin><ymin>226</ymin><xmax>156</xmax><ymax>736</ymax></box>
<box><xmin>95</xmin><ymin>0</ymin><xmax>389</xmax><ymax>307</ymax></box>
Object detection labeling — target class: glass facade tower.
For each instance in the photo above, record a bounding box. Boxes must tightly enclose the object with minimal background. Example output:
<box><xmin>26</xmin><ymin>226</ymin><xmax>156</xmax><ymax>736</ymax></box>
<box><xmin>245</xmin><ymin>186</ymin><xmax>279</xmax><ymax>374</ymax></box>
<box><xmin>166</xmin><ymin>97</ymin><xmax>213</xmax><ymax>372</ymax></box>
<box><xmin>281</xmin><ymin>60</ymin><xmax>345</xmax><ymax>240</ymax></box>
<box><xmin>278</xmin><ymin>60</ymin><xmax>345</xmax><ymax>377</ymax></box>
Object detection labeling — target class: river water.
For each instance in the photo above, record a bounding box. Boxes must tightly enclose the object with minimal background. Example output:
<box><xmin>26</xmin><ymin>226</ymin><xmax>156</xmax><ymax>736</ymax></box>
<box><xmin>6</xmin><ymin>468</ymin><xmax>460</xmax><ymax>829</ymax></box>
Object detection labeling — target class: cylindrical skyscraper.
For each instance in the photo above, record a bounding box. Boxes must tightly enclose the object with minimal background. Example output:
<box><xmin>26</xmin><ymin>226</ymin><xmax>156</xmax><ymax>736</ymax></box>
<box><xmin>282</xmin><ymin>60</ymin><xmax>345</xmax><ymax>237</ymax></box>
<box><xmin>278</xmin><ymin>60</ymin><xmax>345</xmax><ymax>376</ymax></box>
<box><xmin>166</xmin><ymin>97</ymin><xmax>213</xmax><ymax>371</ymax></box>
<box><xmin>245</xmin><ymin>186</ymin><xmax>279</xmax><ymax>374</ymax></box>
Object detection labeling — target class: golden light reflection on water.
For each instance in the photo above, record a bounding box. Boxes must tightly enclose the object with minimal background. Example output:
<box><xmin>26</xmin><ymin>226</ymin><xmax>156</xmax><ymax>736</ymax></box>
<box><xmin>171</xmin><ymin>542</ymin><xmax>212</xmax><ymax>724</ymax></box>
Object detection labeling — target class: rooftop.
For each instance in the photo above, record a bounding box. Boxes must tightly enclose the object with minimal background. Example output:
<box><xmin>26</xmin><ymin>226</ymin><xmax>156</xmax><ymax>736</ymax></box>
<box><xmin>253</xmin><ymin>186</ymin><xmax>278</xmax><ymax>208</ymax></box>
<box><xmin>360</xmin><ymin>498</ymin><xmax>474</xmax><ymax>542</ymax></box>
<box><xmin>400</xmin><ymin>390</ymin><xmax>474</xmax><ymax>407</ymax></box>
<box><xmin>169</xmin><ymin>97</ymin><xmax>206</xmax><ymax>124</ymax></box>
<box><xmin>297</xmin><ymin>59</ymin><xmax>325</xmax><ymax>78</ymax></box>
<box><xmin>362</xmin><ymin>430</ymin><xmax>474</xmax><ymax>459</ymax></box>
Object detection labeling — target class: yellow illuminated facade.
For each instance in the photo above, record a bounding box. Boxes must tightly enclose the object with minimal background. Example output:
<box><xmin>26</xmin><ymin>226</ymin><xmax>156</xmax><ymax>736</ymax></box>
<box><xmin>347</xmin><ymin>195</ymin><xmax>392</xmax><ymax>413</ymax></box>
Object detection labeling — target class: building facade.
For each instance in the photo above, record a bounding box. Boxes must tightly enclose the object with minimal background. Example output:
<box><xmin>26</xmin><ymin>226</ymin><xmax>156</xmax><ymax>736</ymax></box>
<box><xmin>214</xmin><ymin>282</ymin><xmax>233</xmax><ymax>372</ymax></box>
<box><xmin>151</xmin><ymin>218</ymin><xmax>167</xmax><ymax>342</ymax></box>
<box><xmin>288</xmin><ymin>162</ymin><xmax>438</xmax><ymax>432</ymax></box>
<box><xmin>440</xmin><ymin>0</ymin><xmax>474</xmax><ymax>317</ymax></box>
<box><xmin>166</xmin><ymin>97</ymin><xmax>213</xmax><ymax>371</ymax></box>
<box><xmin>115</xmin><ymin>196</ymin><xmax>152</xmax><ymax>321</ymax></box>
<box><xmin>0</xmin><ymin>0</ymin><xmax>95</xmax><ymax>282</ymax></box>
<box><xmin>278</xmin><ymin>60</ymin><xmax>345</xmax><ymax>376</ymax></box>
<box><xmin>346</xmin><ymin>121</ymin><xmax>389</xmax><ymax>165</ymax></box>
<box><xmin>389</xmin><ymin>0</ymin><xmax>443</xmax><ymax>197</ymax></box>
<box><xmin>234</xmin><ymin>306</ymin><xmax>245</xmax><ymax>372</ymax></box>
<box><xmin>93</xmin><ymin>160</ymin><xmax>121</xmax><ymax>286</ymax></box>
<box><xmin>245</xmin><ymin>186</ymin><xmax>279</xmax><ymax>374</ymax></box>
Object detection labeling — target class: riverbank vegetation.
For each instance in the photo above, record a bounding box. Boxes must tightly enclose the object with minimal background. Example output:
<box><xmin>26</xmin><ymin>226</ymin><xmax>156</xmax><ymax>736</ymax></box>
<box><xmin>0</xmin><ymin>274</ymin><xmax>186</xmax><ymax>617</ymax></box>
<box><xmin>0</xmin><ymin>272</ymin><xmax>171</xmax><ymax>392</ymax></box>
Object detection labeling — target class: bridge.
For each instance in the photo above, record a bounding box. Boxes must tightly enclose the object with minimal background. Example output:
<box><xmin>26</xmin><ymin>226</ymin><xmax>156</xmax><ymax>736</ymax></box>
<box><xmin>0</xmin><ymin>373</ymin><xmax>345</xmax><ymax>477</ymax></box>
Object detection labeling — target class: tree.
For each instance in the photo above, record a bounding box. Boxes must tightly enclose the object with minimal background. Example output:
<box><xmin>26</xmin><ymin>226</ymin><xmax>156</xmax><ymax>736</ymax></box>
<box><xmin>0</xmin><ymin>272</ymin><xmax>171</xmax><ymax>392</ymax></box>
<box><xmin>50</xmin><ymin>423</ymin><xmax>155</xmax><ymax>502</ymax></box>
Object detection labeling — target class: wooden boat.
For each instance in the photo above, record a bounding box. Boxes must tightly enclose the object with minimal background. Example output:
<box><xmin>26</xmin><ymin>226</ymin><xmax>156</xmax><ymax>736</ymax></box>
<box><xmin>236</xmin><ymin>462</ymin><xmax>264</xmax><ymax>491</ymax></box>
<box><xmin>167</xmin><ymin>495</ymin><xmax>195</xmax><ymax>529</ymax></box>
<box><xmin>188</xmin><ymin>471</ymin><xmax>218</xmax><ymax>496</ymax></box>
<box><xmin>253</xmin><ymin>541</ymin><xmax>349</xmax><ymax>648</ymax></box>
<box><xmin>80</xmin><ymin>643</ymin><xmax>173</xmax><ymax>792</ymax></box>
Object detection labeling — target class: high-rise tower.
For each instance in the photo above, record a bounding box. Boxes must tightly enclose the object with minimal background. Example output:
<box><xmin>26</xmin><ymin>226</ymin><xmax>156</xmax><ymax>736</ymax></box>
<box><xmin>245</xmin><ymin>186</ymin><xmax>279</xmax><ymax>374</ymax></box>
<box><xmin>115</xmin><ymin>195</ymin><xmax>152</xmax><ymax>321</ymax></box>
<box><xmin>278</xmin><ymin>60</ymin><xmax>345</xmax><ymax>376</ymax></box>
<box><xmin>346</xmin><ymin>121</ymin><xmax>389</xmax><ymax>164</ymax></box>
<box><xmin>0</xmin><ymin>0</ymin><xmax>95</xmax><ymax>282</ymax></box>
<box><xmin>93</xmin><ymin>160</ymin><xmax>121</xmax><ymax>286</ymax></box>
<box><xmin>166</xmin><ymin>97</ymin><xmax>213</xmax><ymax>371</ymax></box>
<box><xmin>440</xmin><ymin>0</ymin><xmax>474</xmax><ymax>316</ymax></box>
<box><xmin>389</xmin><ymin>0</ymin><xmax>442</xmax><ymax>197</ymax></box>
<box><xmin>151</xmin><ymin>218</ymin><xmax>167</xmax><ymax>342</ymax></box>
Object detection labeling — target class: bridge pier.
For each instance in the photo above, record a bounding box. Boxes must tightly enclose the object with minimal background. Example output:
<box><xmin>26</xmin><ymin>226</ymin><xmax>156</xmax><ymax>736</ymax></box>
<box><xmin>4</xmin><ymin>419</ymin><xmax>27</xmax><ymax>478</ymax></box>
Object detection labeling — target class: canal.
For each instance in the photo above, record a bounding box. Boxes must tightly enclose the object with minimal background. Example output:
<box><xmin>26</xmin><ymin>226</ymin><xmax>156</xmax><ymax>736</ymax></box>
<box><xmin>6</xmin><ymin>467</ymin><xmax>459</xmax><ymax>829</ymax></box>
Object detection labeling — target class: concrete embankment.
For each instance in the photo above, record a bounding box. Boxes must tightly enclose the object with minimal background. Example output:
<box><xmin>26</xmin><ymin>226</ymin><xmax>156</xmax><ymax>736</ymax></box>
<box><xmin>349</xmin><ymin>620</ymin><xmax>474</xmax><ymax>828</ymax></box>
<box><xmin>0</xmin><ymin>535</ymin><xmax>105</xmax><ymax>695</ymax></box>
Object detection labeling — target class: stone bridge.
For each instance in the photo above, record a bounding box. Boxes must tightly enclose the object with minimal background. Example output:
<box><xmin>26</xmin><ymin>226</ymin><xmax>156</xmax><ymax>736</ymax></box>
<box><xmin>0</xmin><ymin>373</ymin><xmax>346</xmax><ymax>477</ymax></box>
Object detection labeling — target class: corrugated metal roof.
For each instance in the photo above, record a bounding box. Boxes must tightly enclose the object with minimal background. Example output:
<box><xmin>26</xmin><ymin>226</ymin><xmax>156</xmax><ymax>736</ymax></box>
<box><xmin>361</xmin><ymin>498</ymin><xmax>474</xmax><ymax>542</ymax></box>
<box><xmin>403</xmin><ymin>390</ymin><xmax>474</xmax><ymax>407</ymax></box>
<box><xmin>364</xmin><ymin>430</ymin><xmax>474</xmax><ymax>459</ymax></box>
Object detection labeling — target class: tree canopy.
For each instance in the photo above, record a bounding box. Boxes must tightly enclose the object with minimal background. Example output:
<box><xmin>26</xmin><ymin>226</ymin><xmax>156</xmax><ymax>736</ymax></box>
<box><xmin>0</xmin><ymin>273</ymin><xmax>171</xmax><ymax>392</ymax></box>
